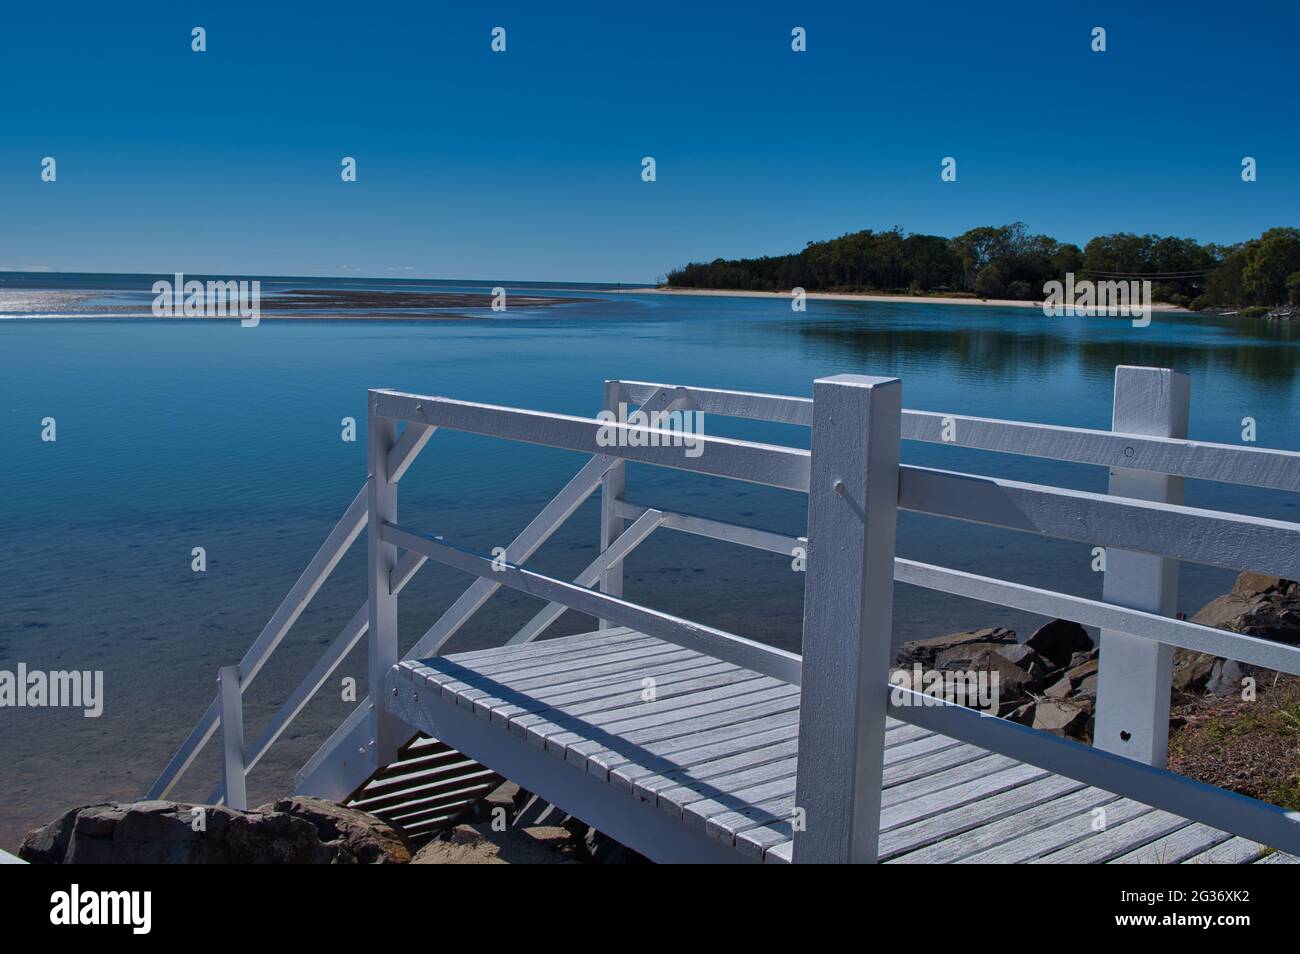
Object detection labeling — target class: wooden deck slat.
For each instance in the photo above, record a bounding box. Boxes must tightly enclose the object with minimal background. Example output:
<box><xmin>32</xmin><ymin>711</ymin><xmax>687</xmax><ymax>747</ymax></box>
<box><xmin>441</xmin><ymin>627</ymin><xmax>640</xmax><ymax>665</ymax></box>
<box><xmin>566</xmin><ymin>691</ymin><xmax>803</xmax><ymax>773</ymax></box>
<box><xmin>1182</xmin><ymin>835</ymin><xmax>1271</xmax><ymax>865</ymax></box>
<box><xmin>603</xmin><ymin>710</ymin><xmax>802</xmax><ymax>787</ymax></box>
<box><xmin>441</xmin><ymin>644</ymin><xmax>694</xmax><ymax>708</ymax></box>
<box><xmin>657</xmin><ymin>754</ymin><xmax>799</xmax><ymax>818</ymax></box>
<box><xmin>392</xmin><ymin>630</ymin><xmax>1288</xmax><ymax>864</ymax></box>
<box><xmin>508</xmin><ymin>667</ymin><xmax>764</xmax><ymax>735</ymax></box>
<box><xmin>490</xmin><ymin>660</ymin><xmax>738</xmax><ymax>726</ymax></box>
<box><xmin>882</xmin><ymin>762</ymin><xmax>1050</xmax><ymax>831</ymax></box>
<box><xmin>635</xmin><ymin>738</ymin><xmax>801</xmax><ymax>804</ymax></box>
<box><xmin>882</xmin><ymin>742</ymin><xmax>991</xmax><ymax>789</ymax></box>
<box><xmin>1109</xmin><ymin>823</ymin><xmax>1233</xmax><ymax>864</ymax></box>
<box><xmin>1253</xmin><ymin>850</ymin><xmax>1300</xmax><ymax>863</ymax></box>
<box><xmin>958</xmin><ymin>798</ymin><xmax>1155</xmax><ymax>863</ymax></box>
<box><xmin>540</xmin><ymin>680</ymin><xmax>795</xmax><ymax>755</ymax></box>
<box><xmin>881</xmin><ymin>753</ymin><xmax>1021</xmax><ymax>808</ymax></box>
<box><xmin>881</xmin><ymin>775</ymin><xmax>1091</xmax><ymax>862</ymax></box>
<box><xmin>1034</xmin><ymin>811</ymin><xmax>1192</xmax><ymax>864</ymax></box>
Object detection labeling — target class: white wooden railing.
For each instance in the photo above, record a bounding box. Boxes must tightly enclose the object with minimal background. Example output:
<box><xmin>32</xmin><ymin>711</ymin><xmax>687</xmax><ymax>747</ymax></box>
<box><xmin>148</xmin><ymin>367</ymin><xmax>1300</xmax><ymax>863</ymax></box>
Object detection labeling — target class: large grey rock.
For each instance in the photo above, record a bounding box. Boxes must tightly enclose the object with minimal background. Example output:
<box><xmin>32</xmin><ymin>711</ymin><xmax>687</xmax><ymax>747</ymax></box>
<box><xmin>894</xmin><ymin>628</ymin><xmax>1016</xmax><ymax>668</ymax></box>
<box><xmin>1025</xmin><ymin>619</ymin><xmax>1094</xmax><ymax>669</ymax></box>
<box><xmin>1031</xmin><ymin>700</ymin><xmax>1090</xmax><ymax>738</ymax></box>
<box><xmin>20</xmin><ymin>798</ymin><xmax>408</xmax><ymax>864</ymax></box>
<box><xmin>256</xmin><ymin>797</ymin><xmax>411</xmax><ymax>864</ymax></box>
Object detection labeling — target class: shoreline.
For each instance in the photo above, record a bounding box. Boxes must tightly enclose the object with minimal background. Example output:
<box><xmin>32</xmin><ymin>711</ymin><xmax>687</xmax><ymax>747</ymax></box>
<box><xmin>626</xmin><ymin>286</ymin><xmax>1194</xmax><ymax>313</ymax></box>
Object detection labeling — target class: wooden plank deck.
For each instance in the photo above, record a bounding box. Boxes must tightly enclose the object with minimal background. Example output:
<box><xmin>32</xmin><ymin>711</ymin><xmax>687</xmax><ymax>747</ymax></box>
<box><xmin>386</xmin><ymin>628</ymin><xmax>1296</xmax><ymax>864</ymax></box>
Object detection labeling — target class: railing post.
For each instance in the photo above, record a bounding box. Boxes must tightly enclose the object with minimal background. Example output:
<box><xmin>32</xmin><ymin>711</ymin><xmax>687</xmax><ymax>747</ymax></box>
<box><xmin>793</xmin><ymin>374</ymin><xmax>901</xmax><ymax>863</ymax></box>
<box><xmin>598</xmin><ymin>380</ymin><xmax>625</xmax><ymax>630</ymax></box>
<box><xmin>1094</xmin><ymin>366</ymin><xmax>1190</xmax><ymax>767</ymax></box>
<box><xmin>368</xmin><ymin>393</ymin><xmax>401</xmax><ymax>770</ymax></box>
<box><xmin>217</xmin><ymin>665</ymin><xmax>247</xmax><ymax>811</ymax></box>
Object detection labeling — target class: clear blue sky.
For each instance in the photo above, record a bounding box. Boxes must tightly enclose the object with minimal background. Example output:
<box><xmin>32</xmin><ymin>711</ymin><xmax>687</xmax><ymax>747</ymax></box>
<box><xmin>1</xmin><ymin>0</ymin><xmax>1296</xmax><ymax>282</ymax></box>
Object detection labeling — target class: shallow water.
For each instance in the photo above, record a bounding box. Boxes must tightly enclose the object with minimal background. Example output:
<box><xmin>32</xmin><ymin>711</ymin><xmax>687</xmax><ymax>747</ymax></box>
<box><xmin>1</xmin><ymin>278</ymin><xmax>1298</xmax><ymax>847</ymax></box>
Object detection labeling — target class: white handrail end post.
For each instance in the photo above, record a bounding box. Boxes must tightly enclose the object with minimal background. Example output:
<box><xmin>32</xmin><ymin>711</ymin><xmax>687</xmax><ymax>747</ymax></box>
<box><xmin>368</xmin><ymin>391</ymin><xmax>401</xmax><ymax>770</ymax></box>
<box><xmin>793</xmin><ymin>373</ymin><xmax>902</xmax><ymax>863</ymax></box>
<box><xmin>217</xmin><ymin>665</ymin><xmax>247</xmax><ymax>812</ymax></box>
<box><xmin>1095</xmin><ymin>366</ymin><xmax>1190</xmax><ymax>768</ymax></box>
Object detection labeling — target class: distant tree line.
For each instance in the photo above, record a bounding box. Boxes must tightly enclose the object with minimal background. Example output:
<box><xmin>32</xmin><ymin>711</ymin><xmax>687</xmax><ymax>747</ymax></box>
<box><xmin>666</xmin><ymin>224</ymin><xmax>1300</xmax><ymax>311</ymax></box>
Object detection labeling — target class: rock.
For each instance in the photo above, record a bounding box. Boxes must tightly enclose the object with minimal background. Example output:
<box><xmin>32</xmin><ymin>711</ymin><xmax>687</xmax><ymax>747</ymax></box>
<box><xmin>1068</xmin><ymin>648</ymin><xmax>1099</xmax><ymax>669</ymax></box>
<box><xmin>994</xmin><ymin>643</ymin><xmax>1052</xmax><ymax>678</ymax></box>
<box><xmin>1173</xmin><ymin>652</ymin><xmax>1220</xmax><ymax>696</ymax></box>
<box><xmin>20</xmin><ymin>798</ymin><xmax>408</xmax><ymax>864</ymax></box>
<box><xmin>935</xmin><ymin>640</ymin><xmax>1018</xmax><ymax>670</ymax></box>
<box><xmin>1206</xmin><ymin>659</ymin><xmax>1245</xmax><ymax>696</ymax></box>
<box><xmin>1044</xmin><ymin>674</ymin><xmax>1074</xmax><ymax>699</ymax></box>
<box><xmin>1025</xmin><ymin>619</ymin><xmax>1094</xmax><ymax>669</ymax></box>
<box><xmin>1031</xmin><ymin>700</ymin><xmax>1090</xmax><ymax>738</ymax></box>
<box><xmin>1074</xmin><ymin>673</ymin><xmax>1099</xmax><ymax>701</ymax></box>
<box><xmin>1006</xmin><ymin>702</ymin><xmax>1035</xmax><ymax>724</ymax></box>
<box><xmin>256</xmin><ymin>797</ymin><xmax>410</xmax><ymax>864</ymax></box>
<box><xmin>1232</xmin><ymin>573</ymin><xmax>1299</xmax><ymax>599</ymax></box>
<box><xmin>1192</xmin><ymin>572</ymin><xmax>1300</xmax><ymax>644</ymax></box>
<box><xmin>411</xmin><ymin>823</ymin><xmax>575</xmax><ymax>865</ymax></box>
<box><xmin>894</xmin><ymin>628</ymin><xmax>1016</xmax><ymax>668</ymax></box>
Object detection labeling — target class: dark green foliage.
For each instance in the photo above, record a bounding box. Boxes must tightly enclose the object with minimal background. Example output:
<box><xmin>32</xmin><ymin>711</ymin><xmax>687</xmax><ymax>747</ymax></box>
<box><xmin>667</xmin><ymin>225</ymin><xmax>1293</xmax><ymax>309</ymax></box>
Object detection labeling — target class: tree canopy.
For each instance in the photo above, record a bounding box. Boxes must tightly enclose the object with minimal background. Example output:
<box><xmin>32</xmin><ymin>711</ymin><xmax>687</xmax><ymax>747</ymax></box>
<box><xmin>666</xmin><ymin>225</ymin><xmax>1300</xmax><ymax>310</ymax></box>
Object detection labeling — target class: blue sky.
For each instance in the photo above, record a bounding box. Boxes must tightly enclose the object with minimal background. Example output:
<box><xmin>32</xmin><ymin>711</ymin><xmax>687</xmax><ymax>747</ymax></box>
<box><xmin>1</xmin><ymin>0</ymin><xmax>1296</xmax><ymax>282</ymax></box>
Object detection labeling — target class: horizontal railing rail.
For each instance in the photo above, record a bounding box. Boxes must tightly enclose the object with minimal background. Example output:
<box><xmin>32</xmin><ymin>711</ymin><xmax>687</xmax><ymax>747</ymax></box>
<box><xmin>618</xmin><ymin>379</ymin><xmax>1300</xmax><ymax>493</ymax></box>
<box><xmin>381</xmin><ymin>521</ymin><xmax>803</xmax><ymax>684</ymax></box>
<box><xmin>614</xmin><ymin>498</ymin><xmax>1300</xmax><ymax>676</ymax></box>
<box><xmin>888</xmin><ymin>686</ymin><xmax>1300</xmax><ymax>856</ymax></box>
<box><xmin>369</xmin><ymin>389</ymin><xmax>811</xmax><ymax>492</ymax></box>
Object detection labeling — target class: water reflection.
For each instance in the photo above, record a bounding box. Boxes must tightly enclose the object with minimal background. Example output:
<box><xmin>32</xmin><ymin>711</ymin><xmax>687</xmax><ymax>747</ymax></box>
<box><xmin>788</xmin><ymin>311</ymin><xmax>1300</xmax><ymax>384</ymax></box>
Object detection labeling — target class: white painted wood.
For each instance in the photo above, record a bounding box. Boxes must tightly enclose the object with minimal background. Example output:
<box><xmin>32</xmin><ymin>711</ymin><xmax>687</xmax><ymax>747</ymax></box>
<box><xmin>1096</xmin><ymin>367</ymin><xmax>1188</xmax><ymax>767</ymax></box>
<box><xmin>146</xmin><ymin>481</ymin><xmax>371</xmax><ymax>800</ymax></box>
<box><xmin>881</xmin><ymin>775</ymin><xmax>1090</xmax><ymax>862</ymax></box>
<box><xmin>369</xmin><ymin>388</ymin><xmax>811</xmax><ymax>492</ymax></box>
<box><xmin>615</xmin><ymin>500</ymin><xmax>803</xmax><ymax>556</ymax></box>
<box><xmin>383</xmin><ymin>522</ymin><xmax>803</xmax><ymax>683</ymax></box>
<box><xmin>293</xmin><ymin>698</ymin><xmax>373</xmax><ymax>799</ymax></box>
<box><xmin>386</xmin><ymin>671</ymin><xmax>752</xmax><ymax>863</ymax></box>
<box><xmin>1181</xmin><ymin>835</ymin><xmax>1270</xmax><ymax>865</ymax></box>
<box><xmin>890</xmin><ymin>686</ymin><xmax>1300</xmax><ymax>854</ymax></box>
<box><xmin>407</xmin><ymin>386</ymin><xmax>675</xmax><ymax>657</ymax></box>
<box><xmin>599</xmin><ymin>380</ymin><xmax>627</xmax><ymax>629</ymax></box>
<box><xmin>239</xmin><ymin>604</ymin><xmax>368</xmax><ymax>778</ymax></box>
<box><xmin>407</xmin><ymin>453</ymin><xmax>614</xmax><ymax>657</ymax></box>
<box><xmin>620</xmin><ymin>379</ymin><xmax>1300</xmax><ymax>492</ymax></box>
<box><xmin>507</xmin><ymin>509</ymin><xmax>664</xmax><ymax>645</ymax></box>
<box><xmin>898</xmin><ymin>464</ymin><xmax>1300</xmax><ymax>579</ymax></box>
<box><xmin>1034</xmin><ymin>810</ymin><xmax>1190</xmax><ymax>864</ymax></box>
<box><xmin>218</xmin><ymin>665</ymin><xmax>247</xmax><ymax>811</ymax></box>
<box><xmin>368</xmin><ymin>398</ymin><xmax>400</xmax><ymax>770</ymax></box>
<box><xmin>1110</xmin><ymin>822</ymin><xmax>1232</xmax><ymax>864</ymax></box>
<box><xmin>895</xmin><ymin>559</ymin><xmax>1300</xmax><ymax>675</ymax></box>
<box><xmin>957</xmin><ymin>798</ymin><xmax>1155</xmax><ymax>864</ymax></box>
<box><xmin>386</xmin><ymin>422</ymin><xmax>435</xmax><ymax>483</ymax></box>
<box><xmin>793</xmin><ymin>374</ymin><xmax>902</xmax><ymax>864</ymax></box>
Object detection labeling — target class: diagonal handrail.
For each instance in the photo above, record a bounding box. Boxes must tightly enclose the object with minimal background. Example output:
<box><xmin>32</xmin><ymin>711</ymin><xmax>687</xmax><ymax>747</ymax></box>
<box><xmin>147</xmin><ymin>482</ymin><xmax>369</xmax><ymax>800</ymax></box>
<box><xmin>290</xmin><ymin>387</ymin><xmax>683</xmax><ymax>794</ymax></box>
<box><xmin>149</xmin><ymin>423</ymin><xmax>434</xmax><ymax>801</ymax></box>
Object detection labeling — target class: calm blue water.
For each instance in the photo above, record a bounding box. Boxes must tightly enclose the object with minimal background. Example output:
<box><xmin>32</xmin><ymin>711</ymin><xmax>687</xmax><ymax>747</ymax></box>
<box><xmin>2</xmin><ymin>275</ymin><xmax>1298</xmax><ymax>846</ymax></box>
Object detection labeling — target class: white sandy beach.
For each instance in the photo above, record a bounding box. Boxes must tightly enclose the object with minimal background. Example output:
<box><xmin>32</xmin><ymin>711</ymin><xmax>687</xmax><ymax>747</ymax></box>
<box><xmin>627</xmin><ymin>286</ymin><xmax>1193</xmax><ymax>313</ymax></box>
